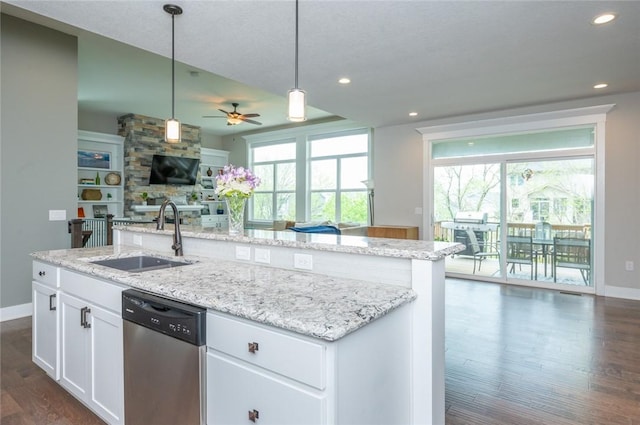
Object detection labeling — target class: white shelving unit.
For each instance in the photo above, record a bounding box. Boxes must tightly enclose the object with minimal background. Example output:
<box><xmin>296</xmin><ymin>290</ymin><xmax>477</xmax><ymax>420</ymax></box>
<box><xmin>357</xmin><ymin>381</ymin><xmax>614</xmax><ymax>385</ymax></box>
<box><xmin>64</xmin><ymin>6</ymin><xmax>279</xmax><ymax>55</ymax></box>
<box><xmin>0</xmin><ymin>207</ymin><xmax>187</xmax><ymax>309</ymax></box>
<box><xmin>200</xmin><ymin>148</ymin><xmax>229</xmax><ymax>228</ymax></box>
<box><xmin>77</xmin><ymin>130</ymin><xmax>125</xmax><ymax>218</ymax></box>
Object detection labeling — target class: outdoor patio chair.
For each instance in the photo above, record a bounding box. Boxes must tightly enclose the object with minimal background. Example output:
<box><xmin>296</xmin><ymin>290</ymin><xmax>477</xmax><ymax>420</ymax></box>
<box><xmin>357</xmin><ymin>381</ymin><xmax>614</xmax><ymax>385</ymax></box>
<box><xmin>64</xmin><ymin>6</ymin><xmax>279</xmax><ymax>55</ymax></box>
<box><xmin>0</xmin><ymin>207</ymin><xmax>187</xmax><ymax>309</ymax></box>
<box><xmin>506</xmin><ymin>235</ymin><xmax>537</xmax><ymax>280</ymax></box>
<box><xmin>553</xmin><ymin>237</ymin><xmax>591</xmax><ymax>285</ymax></box>
<box><xmin>466</xmin><ymin>229</ymin><xmax>500</xmax><ymax>274</ymax></box>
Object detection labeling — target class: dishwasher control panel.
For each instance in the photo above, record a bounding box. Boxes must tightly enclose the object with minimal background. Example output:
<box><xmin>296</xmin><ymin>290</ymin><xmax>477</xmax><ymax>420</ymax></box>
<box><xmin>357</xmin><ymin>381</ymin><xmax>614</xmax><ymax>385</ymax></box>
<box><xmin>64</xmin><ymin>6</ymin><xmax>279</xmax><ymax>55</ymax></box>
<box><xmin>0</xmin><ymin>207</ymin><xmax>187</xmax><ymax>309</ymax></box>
<box><xmin>122</xmin><ymin>289</ymin><xmax>206</xmax><ymax>346</ymax></box>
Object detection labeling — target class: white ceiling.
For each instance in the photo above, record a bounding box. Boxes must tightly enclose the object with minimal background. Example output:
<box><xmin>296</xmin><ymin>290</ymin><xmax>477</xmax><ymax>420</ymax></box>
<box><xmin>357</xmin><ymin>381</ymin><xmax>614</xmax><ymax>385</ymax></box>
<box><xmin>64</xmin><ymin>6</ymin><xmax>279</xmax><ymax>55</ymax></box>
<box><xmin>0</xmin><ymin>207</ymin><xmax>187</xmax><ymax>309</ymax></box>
<box><xmin>3</xmin><ymin>1</ymin><xmax>640</xmax><ymax>137</ymax></box>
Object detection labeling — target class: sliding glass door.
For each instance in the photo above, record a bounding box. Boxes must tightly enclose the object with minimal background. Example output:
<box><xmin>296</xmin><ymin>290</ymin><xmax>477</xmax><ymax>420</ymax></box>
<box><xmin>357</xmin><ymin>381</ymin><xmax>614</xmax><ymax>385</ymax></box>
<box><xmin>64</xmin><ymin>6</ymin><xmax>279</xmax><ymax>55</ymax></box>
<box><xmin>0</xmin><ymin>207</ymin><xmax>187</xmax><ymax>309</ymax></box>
<box><xmin>432</xmin><ymin>126</ymin><xmax>596</xmax><ymax>291</ymax></box>
<box><xmin>505</xmin><ymin>158</ymin><xmax>593</xmax><ymax>286</ymax></box>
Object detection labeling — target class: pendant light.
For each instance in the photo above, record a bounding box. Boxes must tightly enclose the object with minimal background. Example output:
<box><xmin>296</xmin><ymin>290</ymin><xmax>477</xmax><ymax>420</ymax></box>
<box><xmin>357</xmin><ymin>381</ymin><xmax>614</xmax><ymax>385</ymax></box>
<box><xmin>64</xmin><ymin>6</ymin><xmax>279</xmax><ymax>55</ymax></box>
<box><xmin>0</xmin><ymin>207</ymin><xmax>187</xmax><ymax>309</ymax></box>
<box><xmin>164</xmin><ymin>4</ymin><xmax>183</xmax><ymax>143</ymax></box>
<box><xmin>287</xmin><ymin>0</ymin><xmax>306</xmax><ymax>122</ymax></box>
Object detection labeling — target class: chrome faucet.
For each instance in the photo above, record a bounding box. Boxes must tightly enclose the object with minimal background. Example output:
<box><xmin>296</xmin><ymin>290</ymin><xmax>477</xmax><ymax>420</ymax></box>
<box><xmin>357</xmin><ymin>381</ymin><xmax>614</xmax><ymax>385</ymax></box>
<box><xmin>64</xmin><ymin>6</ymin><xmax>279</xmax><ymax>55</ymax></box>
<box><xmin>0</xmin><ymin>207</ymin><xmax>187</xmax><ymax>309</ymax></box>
<box><xmin>156</xmin><ymin>200</ymin><xmax>183</xmax><ymax>256</ymax></box>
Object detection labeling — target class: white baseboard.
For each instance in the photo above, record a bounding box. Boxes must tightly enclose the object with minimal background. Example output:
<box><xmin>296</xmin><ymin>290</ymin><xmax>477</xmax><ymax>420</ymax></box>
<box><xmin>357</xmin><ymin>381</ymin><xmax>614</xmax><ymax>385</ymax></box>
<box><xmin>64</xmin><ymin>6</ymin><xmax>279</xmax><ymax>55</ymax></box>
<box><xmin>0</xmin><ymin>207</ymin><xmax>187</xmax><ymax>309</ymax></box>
<box><xmin>0</xmin><ymin>302</ymin><xmax>32</xmax><ymax>322</ymax></box>
<box><xmin>604</xmin><ymin>285</ymin><xmax>640</xmax><ymax>301</ymax></box>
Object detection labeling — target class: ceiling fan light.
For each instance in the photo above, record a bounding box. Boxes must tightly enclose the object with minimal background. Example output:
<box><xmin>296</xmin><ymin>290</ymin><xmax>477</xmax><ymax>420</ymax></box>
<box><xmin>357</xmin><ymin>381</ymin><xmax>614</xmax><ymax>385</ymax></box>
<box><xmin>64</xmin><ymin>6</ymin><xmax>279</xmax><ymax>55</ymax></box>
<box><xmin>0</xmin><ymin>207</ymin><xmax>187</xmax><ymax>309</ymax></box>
<box><xmin>288</xmin><ymin>88</ymin><xmax>306</xmax><ymax>122</ymax></box>
<box><xmin>227</xmin><ymin>117</ymin><xmax>243</xmax><ymax>125</ymax></box>
<box><xmin>165</xmin><ymin>118</ymin><xmax>181</xmax><ymax>143</ymax></box>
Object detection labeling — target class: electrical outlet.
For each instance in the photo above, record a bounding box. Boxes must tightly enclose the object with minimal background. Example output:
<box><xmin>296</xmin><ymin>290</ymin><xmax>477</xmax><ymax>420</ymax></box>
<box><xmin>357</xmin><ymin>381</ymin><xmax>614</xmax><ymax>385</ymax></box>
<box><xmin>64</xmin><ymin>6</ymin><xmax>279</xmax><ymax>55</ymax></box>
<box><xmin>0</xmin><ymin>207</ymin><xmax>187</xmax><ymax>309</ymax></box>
<box><xmin>625</xmin><ymin>261</ymin><xmax>634</xmax><ymax>271</ymax></box>
<box><xmin>235</xmin><ymin>246</ymin><xmax>251</xmax><ymax>261</ymax></box>
<box><xmin>294</xmin><ymin>253</ymin><xmax>313</xmax><ymax>270</ymax></box>
<box><xmin>255</xmin><ymin>248</ymin><xmax>271</xmax><ymax>264</ymax></box>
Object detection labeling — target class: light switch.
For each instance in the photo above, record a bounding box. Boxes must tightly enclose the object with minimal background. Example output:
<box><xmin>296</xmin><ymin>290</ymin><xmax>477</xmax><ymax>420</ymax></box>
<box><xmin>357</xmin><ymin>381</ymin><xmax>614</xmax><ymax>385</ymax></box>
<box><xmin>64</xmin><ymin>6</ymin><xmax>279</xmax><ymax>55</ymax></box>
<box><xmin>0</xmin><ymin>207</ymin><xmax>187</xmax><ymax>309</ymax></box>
<box><xmin>49</xmin><ymin>210</ymin><xmax>66</xmax><ymax>221</ymax></box>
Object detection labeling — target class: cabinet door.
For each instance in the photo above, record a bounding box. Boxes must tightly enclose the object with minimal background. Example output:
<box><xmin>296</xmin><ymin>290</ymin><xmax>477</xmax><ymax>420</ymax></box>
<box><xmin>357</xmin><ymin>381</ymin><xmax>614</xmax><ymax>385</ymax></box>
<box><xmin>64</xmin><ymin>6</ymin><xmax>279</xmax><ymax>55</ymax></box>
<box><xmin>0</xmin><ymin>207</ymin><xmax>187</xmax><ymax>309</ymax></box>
<box><xmin>89</xmin><ymin>304</ymin><xmax>124</xmax><ymax>425</ymax></box>
<box><xmin>59</xmin><ymin>292</ymin><xmax>91</xmax><ymax>401</ymax></box>
<box><xmin>32</xmin><ymin>281</ymin><xmax>59</xmax><ymax>379</ymax></box>
<box><xmin>207</xmin><ymin>352</ymin><xmax>325</xmax><ymax>425</ymax></box>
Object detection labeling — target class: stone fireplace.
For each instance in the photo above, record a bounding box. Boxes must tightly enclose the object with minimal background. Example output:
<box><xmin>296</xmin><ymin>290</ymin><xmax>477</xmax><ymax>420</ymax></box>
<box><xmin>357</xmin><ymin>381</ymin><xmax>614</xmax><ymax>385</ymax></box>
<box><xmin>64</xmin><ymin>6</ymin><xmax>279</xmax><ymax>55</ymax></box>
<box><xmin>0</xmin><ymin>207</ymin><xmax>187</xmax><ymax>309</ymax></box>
<box><xmin>118</xmin><ymin>113</ymin><xmax>202</xmax><ymax>224</ymax></box>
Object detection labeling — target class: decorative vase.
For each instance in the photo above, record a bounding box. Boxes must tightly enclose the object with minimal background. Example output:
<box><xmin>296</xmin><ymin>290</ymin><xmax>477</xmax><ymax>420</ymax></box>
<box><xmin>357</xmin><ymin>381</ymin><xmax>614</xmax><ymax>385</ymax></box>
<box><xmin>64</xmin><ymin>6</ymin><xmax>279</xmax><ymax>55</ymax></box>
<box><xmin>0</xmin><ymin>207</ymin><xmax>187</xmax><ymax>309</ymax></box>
<box><xmin>206</xmin><ymin>167</ymin><xmax>213</xmax><ymax>176</ymax></box>
<box><xmin>225</xmin><ymin>196</ymin><xmax>246</xmax><ymax>236</ymax></box>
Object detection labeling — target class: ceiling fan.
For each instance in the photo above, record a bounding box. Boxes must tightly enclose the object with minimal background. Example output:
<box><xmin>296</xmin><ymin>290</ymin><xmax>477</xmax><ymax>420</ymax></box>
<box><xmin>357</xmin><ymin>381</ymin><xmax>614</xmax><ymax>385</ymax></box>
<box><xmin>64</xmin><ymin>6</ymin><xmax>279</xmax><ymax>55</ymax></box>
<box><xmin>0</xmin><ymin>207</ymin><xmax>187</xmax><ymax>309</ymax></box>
<box><xmin>203</xmin><ymin>103</ymin><xmax>262</xmax><ymax>126</ymax></box>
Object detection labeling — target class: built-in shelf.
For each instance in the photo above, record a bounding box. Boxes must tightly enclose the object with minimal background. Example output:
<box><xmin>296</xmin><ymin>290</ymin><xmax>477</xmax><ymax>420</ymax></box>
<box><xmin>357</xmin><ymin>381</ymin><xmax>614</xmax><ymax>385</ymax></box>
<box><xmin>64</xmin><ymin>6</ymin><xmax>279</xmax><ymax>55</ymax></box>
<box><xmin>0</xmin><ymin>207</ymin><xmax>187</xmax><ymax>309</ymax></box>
<box><xmin>131</xmin><ymin>205</ymin><xmax>206</xmax><ymax>212</ymax></box>
<box><xmin>77</xmin><ymin>130</ymin><xmax>125</xmax><ymax>218</ymax></box>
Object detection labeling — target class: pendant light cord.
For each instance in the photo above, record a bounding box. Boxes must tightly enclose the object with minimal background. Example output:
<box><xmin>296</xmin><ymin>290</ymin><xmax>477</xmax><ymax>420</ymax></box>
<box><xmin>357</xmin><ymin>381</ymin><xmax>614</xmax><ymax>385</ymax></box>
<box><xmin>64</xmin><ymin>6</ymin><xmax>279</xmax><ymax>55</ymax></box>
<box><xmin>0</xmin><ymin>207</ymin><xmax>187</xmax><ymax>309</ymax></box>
<box><xmin>171</xmin><ymin>12</ymin><xmax>176</xmax><ymax>119</ymax></box>
<box><xmin>294</xmin><ymin>0</ymin><xmax>299</xmax><ymax>89</ymax></box>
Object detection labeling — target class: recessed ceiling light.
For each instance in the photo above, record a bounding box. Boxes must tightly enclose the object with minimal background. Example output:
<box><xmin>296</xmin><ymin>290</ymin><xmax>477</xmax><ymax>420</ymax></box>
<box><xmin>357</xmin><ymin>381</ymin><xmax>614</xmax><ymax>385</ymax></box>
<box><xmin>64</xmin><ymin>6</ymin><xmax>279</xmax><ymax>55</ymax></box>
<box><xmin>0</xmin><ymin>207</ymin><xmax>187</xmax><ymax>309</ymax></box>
<box><xmin>338</xmin><ymin>77</ymin><xmax>351</xmax><ymax>84</ymax></box>
<box><xmin>593</xmin><ymin>83</ymin><xmax>608</xmax><ymax>89</ymax></box>
<box><xmin>409</xmin><ymin>112</ymin><xmax>418</xmax><ymax>117</ymax></box>
<box><xmin>592</xmin><ymin>13</ymin><xmax>616</xmax><ymax>25</ymax></box>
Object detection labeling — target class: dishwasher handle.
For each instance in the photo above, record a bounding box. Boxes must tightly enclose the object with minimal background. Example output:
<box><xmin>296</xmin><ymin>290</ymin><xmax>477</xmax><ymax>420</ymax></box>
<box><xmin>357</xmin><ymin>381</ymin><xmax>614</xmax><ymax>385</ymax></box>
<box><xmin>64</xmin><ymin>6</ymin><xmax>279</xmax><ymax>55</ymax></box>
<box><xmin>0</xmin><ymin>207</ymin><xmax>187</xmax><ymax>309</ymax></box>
<box><xmin>139</xmin><ymin>299</ymin><xmax>193</xmax><ymax>320</ymax></box>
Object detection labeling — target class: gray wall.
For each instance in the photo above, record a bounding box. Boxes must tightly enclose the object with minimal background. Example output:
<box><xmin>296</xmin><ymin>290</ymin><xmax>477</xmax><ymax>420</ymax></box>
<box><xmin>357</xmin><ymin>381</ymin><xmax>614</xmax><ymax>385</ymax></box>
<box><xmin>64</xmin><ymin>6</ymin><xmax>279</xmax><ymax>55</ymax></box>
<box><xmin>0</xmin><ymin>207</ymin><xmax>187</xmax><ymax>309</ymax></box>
<box><xmin>1</xmin><ymin>15</ymin><xmax>78</xmax><ymax>309</ymax></box>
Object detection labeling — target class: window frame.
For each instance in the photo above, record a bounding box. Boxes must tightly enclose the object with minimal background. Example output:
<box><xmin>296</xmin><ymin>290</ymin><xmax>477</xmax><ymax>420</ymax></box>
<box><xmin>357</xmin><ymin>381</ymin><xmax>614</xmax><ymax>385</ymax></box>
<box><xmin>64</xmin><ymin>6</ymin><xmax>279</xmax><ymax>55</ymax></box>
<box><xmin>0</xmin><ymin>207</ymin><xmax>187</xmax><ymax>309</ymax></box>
<box><xmin>245</xmin><ymin>121</ymin><xmax>372</xmax><ymax>225</ymax></box>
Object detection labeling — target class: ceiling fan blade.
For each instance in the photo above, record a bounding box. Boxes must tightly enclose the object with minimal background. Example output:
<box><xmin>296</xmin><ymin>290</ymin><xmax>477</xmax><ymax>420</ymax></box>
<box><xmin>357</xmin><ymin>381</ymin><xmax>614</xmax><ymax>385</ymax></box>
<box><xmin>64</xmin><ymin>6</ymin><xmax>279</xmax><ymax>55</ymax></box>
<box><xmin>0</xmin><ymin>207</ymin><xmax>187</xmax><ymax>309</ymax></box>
<box><xmin>241</xmin><ymin>113</ymin><xmax>260</xmax><ymax>118</ymax></box>
<box><xmin>242</xmin><ymin>118</ymin><xmax>263</xmax><ymax>126</ymax></box>
<box><xmin>218</xmin><ymin>109</ymin><xmax>230</xmax><ymax>115</ymax></box>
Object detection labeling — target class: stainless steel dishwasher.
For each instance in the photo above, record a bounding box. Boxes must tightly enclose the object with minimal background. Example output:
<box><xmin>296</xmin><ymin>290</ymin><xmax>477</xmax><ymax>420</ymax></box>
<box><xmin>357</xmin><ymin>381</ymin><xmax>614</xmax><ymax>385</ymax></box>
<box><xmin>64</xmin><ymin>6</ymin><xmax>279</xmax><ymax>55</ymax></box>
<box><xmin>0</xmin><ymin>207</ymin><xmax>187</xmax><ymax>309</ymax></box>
<box><xmin>122</xmin><ymin>289</ymin><xmax>206</xmax><ymax>425</ymax></box>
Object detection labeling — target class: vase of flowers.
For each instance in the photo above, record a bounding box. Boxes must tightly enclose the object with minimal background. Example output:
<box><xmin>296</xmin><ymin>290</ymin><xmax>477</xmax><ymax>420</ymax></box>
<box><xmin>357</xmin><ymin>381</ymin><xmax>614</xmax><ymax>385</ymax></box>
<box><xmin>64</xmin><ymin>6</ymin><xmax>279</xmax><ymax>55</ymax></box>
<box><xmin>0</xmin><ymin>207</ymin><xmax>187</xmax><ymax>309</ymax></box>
<box><xmin>215</xmin><ymin>164</ymin><xmax>261</xmax><ymax>235</ymax></box>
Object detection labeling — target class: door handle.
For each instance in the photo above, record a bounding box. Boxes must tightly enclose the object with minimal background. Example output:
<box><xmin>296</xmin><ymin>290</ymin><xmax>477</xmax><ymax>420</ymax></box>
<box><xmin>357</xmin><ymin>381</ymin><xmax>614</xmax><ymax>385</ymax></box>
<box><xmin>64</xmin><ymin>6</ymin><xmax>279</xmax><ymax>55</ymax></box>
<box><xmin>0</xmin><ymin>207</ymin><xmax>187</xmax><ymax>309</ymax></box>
<box><xmin>248</xmin><ymin>409</ymin><xmax>259</xmax><ymax>422</ymax></box>
<box><xmin>80</xmin><ymin>306</ymin><xmax>92</xmax><ymax>328</ymax></box>
<box><xmin>248</xmin><ymin>342</ymin><xmax>259</xmax><ymax>353</ymax></box>
<box><xmin>49</xmin><ymin>293</ymin><xmax>56</xmax><ymax>311</ymax></box>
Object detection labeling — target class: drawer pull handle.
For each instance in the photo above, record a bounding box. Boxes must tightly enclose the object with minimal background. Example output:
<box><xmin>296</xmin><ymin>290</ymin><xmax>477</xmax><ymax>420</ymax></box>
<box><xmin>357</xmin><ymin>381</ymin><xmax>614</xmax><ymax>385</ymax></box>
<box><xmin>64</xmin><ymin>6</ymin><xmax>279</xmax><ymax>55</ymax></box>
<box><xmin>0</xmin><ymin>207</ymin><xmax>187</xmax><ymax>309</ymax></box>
<box><xmin>248</xmin><ymin>409</ymin><xmax>259</xmax><ymax>422</ymax></box>
<box><xmin>39</xmin><ymin>271</ymin><xmax>46</xmax><ymax>276</ymax></box>
<box><xmin>248</xmin><ymin>342</ymin><xmax>259</xmax><ymax>353</ymax></box>
<box><xmin>80</xmin><ymin>307</ymin><xmax>91</xmax><ymax>328</ymax></box>
<box><xmin>49</xmin><ymin>294</ymin><xmax>56</xmax><ymax>311</ymax></box>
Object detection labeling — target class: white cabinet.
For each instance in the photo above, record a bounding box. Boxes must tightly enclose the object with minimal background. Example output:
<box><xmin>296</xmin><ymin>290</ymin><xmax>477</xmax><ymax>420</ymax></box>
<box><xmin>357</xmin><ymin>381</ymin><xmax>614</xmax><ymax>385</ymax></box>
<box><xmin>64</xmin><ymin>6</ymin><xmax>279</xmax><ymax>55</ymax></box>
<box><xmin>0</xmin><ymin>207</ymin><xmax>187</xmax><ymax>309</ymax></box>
<box><xmin>207</xmin><ymin>353</ymin><xmax>325</xmax><ymax>425</ymax></box>
<box><xmin>199</xmin><ymin>148</ymin><xmax>229</xmax><ymax>227</ymax></box>
<box><xmin>32</xmin><ymin>261</ymin><xmax>60</xmax><ymax>379</ymax></box>
<box><xmin>205</xmin><ymin>307</ymin><xmax>411</xmax><ymax>425</ymax></box>
<box><xmin>58</xmin><ymin>269</ymin><xmax>124</xmax><ymax>425</ymax></box>
<box><xmin>77</xmin><ymin>130</ymin><xmax>125</xmax><ymax>218</ymax></box>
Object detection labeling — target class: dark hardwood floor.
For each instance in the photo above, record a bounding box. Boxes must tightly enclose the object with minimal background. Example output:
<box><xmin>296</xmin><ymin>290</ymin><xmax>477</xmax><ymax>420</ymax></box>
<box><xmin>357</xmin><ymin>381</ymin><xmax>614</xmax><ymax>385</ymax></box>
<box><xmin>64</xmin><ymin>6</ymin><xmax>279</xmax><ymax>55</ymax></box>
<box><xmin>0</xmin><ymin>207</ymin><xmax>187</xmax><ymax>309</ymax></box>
<box><xmin>2</xmin><ymin>279</ymin><xmax>640</xmax><ymax>424</ymax></box>
<box><xmin>1</xmin><ymin>317</ymin><xmax>105</xmax><ymax>425</ymax></box>
<box><xmin>445</xmin><ymin>278</ymin><xmax>640</xmax><ymax>425</ymax></box>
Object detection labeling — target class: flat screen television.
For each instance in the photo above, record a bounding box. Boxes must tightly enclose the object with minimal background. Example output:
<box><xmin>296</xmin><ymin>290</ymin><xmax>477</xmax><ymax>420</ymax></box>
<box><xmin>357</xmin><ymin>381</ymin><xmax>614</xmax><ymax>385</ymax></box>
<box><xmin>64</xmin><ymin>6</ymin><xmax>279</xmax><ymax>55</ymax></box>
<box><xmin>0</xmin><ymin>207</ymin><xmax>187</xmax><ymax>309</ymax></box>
<box><xmin>149</xmin><ymin>155</ymin><xmax>200</xmax><ymax>185</ymax></box>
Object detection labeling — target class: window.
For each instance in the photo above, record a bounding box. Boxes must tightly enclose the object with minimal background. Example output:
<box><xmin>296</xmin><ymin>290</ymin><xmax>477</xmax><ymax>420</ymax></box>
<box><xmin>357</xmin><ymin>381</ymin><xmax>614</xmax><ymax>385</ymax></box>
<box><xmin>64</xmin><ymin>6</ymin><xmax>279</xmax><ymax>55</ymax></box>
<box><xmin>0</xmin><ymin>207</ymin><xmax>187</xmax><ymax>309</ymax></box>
<box><xmin>309</xmin><ymin>132</ymin><xmax>369</xmax><ymax>223</ymax></box>
<box><xmin>250</xmin><ymin>141</ymin><xmax>296</xmax><ymax>221</ymax></box>
<box><xmin>246</xmin><ymin>123</ymin><xmax>371</xmax><ymax>224</ymax></box>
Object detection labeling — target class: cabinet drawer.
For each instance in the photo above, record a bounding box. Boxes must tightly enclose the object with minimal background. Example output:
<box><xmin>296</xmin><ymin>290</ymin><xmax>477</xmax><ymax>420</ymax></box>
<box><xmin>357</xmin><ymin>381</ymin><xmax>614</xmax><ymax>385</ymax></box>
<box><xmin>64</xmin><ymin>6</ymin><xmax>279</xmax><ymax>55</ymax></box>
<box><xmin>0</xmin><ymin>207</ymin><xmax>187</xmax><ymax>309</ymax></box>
<box><xmin>33</xmin><ymin>261</ymin><xmax>59</xmax><ymax>288</ymax></box>
<box><xmin>207</xmin><ymin>312</ymin><xmax>326</xmax><ymax>389</ymax></box>
<box><xmin>207</xmin><ymin>352</ymin><xmax>325</xmax><ymax>425</ymax></box>
<box><xmin>60</xmin><ymin>269</ymin><xmax>124</xmax><ymax>313</ymax></box>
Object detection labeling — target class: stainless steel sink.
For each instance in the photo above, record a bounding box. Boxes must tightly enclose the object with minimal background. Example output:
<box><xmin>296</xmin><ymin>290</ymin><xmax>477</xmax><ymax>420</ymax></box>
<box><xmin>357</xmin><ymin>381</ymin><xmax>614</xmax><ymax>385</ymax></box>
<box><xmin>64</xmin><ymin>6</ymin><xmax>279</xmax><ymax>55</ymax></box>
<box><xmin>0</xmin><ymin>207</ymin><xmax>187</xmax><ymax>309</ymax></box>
<box><xmin>90</xmin><ymin>256</ymin><xmax>191</xmax><ymax>273</ymax></box>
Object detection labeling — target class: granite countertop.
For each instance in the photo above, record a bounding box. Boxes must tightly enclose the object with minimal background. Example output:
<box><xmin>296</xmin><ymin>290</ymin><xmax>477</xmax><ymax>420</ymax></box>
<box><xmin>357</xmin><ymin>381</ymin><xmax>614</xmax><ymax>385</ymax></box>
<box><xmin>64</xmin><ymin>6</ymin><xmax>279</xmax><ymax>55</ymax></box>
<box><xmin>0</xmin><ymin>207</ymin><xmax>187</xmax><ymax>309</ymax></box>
<box><xmin>117</xmin><ymin>224</ymin><xmax>464</xmax><ymax>261</ymax></box>
<box><xmin>32</xmin><ymin>245</ymin><xmax>417</xmax><ymax>342</ymax></box>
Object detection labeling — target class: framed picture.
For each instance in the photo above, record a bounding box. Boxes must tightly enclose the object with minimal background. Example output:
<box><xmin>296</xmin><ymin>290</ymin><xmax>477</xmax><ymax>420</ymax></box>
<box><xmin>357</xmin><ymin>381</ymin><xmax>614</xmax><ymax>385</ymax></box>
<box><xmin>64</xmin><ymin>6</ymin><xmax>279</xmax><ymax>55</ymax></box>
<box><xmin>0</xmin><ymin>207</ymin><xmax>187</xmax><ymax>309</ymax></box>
<box><xmin>92</xmin><ymin>204</ymin><xmax>108</xmax><ymax>218</ymax></box>
<box><xmin>78</xmin><ymin>150</ymin><xmax>111</xmax><ymax>169</ymax></box>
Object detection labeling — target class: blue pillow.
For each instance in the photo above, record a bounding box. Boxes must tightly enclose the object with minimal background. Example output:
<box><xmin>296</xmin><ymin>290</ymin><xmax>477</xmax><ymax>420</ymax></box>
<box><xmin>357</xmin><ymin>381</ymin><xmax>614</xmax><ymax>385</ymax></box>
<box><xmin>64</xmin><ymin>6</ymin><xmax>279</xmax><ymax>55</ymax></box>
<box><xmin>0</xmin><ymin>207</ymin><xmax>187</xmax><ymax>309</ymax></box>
<box><xmin>289</xmin><ymin>225</ymin><xmax>341</xmax><ymax>235</ymax></box>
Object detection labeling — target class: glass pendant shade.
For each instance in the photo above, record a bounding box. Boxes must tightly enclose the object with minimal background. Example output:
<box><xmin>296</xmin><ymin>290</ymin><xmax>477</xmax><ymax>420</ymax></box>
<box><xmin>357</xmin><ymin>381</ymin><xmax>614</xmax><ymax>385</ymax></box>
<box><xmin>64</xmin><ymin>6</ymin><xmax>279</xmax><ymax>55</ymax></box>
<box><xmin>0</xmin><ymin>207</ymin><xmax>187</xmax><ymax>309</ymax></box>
<box><xmin>287</xmin><ymin>88</ymin><xmax>307</xmax><ymax>122</ymax></box>
<box><xmin>165</xmin><ymin>118</ymin><xmax>181</xmax><ymax>143</ymax></box>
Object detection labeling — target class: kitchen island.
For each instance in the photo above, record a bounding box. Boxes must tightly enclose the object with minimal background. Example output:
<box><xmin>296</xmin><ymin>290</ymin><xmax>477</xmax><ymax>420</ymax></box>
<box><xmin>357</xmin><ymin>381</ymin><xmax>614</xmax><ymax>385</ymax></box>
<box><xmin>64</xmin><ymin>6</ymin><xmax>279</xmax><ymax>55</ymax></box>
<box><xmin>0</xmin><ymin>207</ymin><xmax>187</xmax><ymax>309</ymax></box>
<box><xmin>32</xmin><ymin>225</ymin><xmax>463</xmax><ymax>424</ymax></box>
